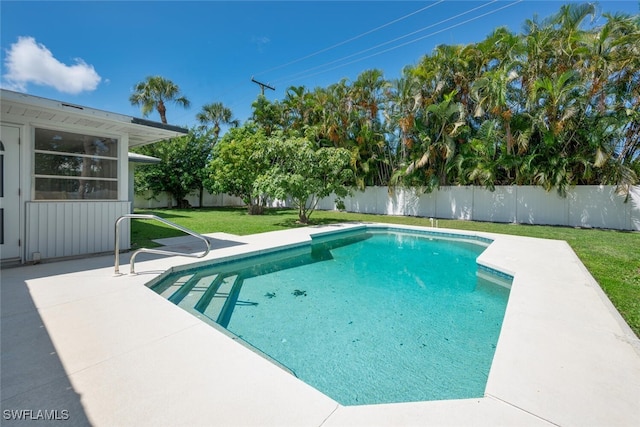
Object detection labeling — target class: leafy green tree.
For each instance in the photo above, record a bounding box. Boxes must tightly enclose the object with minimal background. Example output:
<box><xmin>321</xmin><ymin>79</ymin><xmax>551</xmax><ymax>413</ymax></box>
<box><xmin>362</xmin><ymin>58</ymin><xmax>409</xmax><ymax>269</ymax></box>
<box><xmin>222</xmin><ymin>3</ymin><xmax>640</xmax><ymax>197</ymax></box>
<box><xmin>254</xmin><ymin>134</ymin><xmax>354</xmax><ymax>223</ymax></box>
<box><xmin>204</xmin><ymin>124</ymin><xmax>270</xmax><ymax>214</ymax></box>
<box><xmin>129</xmin><ymin>76</ymin><xmax>190</xmax><ymax>124</ymax></box>
<box><xmin>133</xmin><ymin>128</ymin><xmax>214</xmax><ymax>207</ymax></box>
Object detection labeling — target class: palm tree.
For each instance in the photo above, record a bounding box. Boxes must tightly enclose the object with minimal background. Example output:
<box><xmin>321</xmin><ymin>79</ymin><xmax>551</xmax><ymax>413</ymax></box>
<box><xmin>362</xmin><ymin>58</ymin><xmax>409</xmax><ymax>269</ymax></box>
<box><xmin>471</xmin><ymin>68</ymin><xmax>517</xmax><ymax>154</ymax></box>
<box><xmin>129</xmin><ymin>76</ymin><xmax>190</xmax><ymax>124</ymax></box>
<box><xmin>348</xmin><ymin>69</ymin><xmax>391</xmax><ymax>187</ymax></box>
<box><xmin>196</xmin><ymin>102</ymin><xmax>239</xmax><ymax>142</ymax></box>
<box><xmin>282</xmin><ymin>85</ymin><xmax>313</xmax><ymax>133</ymax></box>
<box><xmin>385</xmin><ymin>71</ymin><xmax>421</xmax><ymax>161</ymax></box>
<box><xmin>398</xmin><ymin>91</ymin><xmax>468</xmax><ymax>190</ymax></box>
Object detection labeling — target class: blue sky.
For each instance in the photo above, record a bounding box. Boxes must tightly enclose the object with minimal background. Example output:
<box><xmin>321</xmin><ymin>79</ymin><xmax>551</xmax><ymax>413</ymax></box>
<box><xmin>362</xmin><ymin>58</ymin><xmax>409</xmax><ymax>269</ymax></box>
<box><xmin>2</xmin><ymin>1</ymin><xmax>638</xmax><ymax>129</ymax></box>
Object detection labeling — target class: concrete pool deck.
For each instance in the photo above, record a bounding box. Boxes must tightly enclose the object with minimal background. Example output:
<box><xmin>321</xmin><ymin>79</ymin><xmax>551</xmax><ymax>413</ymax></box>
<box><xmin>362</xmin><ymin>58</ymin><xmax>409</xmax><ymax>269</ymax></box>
<box><xmin>1</xmin><ymin>223</ymin><xmax>639</xmax><ymax>426</ymax></box>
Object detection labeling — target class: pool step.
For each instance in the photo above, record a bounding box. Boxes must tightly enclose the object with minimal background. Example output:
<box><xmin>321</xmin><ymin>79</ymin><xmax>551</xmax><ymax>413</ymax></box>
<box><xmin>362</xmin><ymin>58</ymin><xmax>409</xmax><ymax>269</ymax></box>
<box><xmin>198</xmin><ymin>274</ymin><xmax>238</xmax><ymax>322</ymax></box>
<box><xmin>167</xmin><ymin>273</ymin><xmax>211</xmax><ymax>305</ymax></box>
<box><xmin>152</xmin><ymin>272</ymin><xmax>247</xmax><ymax>327</ymax></box>
<box><xmin>178</xmin><ymin>274</ymin><xmax>221</xmax><ymax>309</ymax></box>
<box><xmin>153</xmin><ymin>273</ymin><xmax>195</xmax><ymax>299</ymax></box>
<box><xmin>217</xmin><ymin>277</ymin><xmax>245</xmax><ymax>328</ymax></box>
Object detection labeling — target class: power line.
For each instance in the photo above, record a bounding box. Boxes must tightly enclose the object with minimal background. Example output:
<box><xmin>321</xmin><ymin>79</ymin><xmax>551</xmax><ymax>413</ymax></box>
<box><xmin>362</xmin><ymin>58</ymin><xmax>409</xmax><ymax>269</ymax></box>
<box><xmin>218</xmin><ymin>1</ymin><xmax>522</xmax><ymax>122</ymax></box>
<box><xmin>172</xmin><ymin>0</ymin><xmax>524</xmax><ymax>125</ymax></box>
<box><xmin>275</xmin><ymin>1</ymin><xmax>523</xmax><ymax>86</ymax></box>
<box><xmin>271</xmin><ymin>0</ymin><xmax>500</xmax><ymax>86</ymax></box>
<box><xmin>253</xmin><ymin>1</ymin><xmax>445</xmax><ymax>78</ymax></box>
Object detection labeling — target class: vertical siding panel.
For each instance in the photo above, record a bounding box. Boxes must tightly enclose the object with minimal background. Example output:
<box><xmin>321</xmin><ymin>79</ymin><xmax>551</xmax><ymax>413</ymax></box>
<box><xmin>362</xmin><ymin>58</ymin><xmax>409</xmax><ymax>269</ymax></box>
<box><xmin>103</xmin><ymin>202</ymin><xmax>111</xmax><ymax>251</ymax></box>
<box><xmin>25</xmin><ymin>201</ymin><xmax>133</xmax><ymax>261</ymax></box>
<box><xmin>77</xmin><ymin>203</ymin><xmax>84</xmax><ymax>254</ymax></box>
<box><xmin>30</xmin><ymin>203</ymin><xmax>40</xmax><ymax>259</ymax></box>
<box><xmin>63</xmin><ymin>203</ymin><xmax>71</xmax><ymax>255</ymax></box>
<box><xmin>47</xmin><ymin>204</ymin><xmax>55</xmax><ymax>258</ymax></box>
<box><xmin>50</xmin><ymin>203</ymin><xmax>57</xmax><ymax>257</ymax></box>
<box><xmin>55</xmin><ymin>203</ymin><xmax>65</xmax><ymax>257</ymax></box>
<box><xmin>86</xmin><ymin>203</ymin><xmax>95</xmax><ymax>253</ymax></box>
<box><xmin>29</xmin><ymin>204</ymin><xmax>42</xmax><ymax>257</ymax></box>
<box><xmin>89</xmin><ymin>203</ymin><xmax>95</xmax><ymax>252</ymax></box>
<box><xmin>52</xmin><ymin>203</ymin><xmax>60</xmax><ymax>257</ymax></box>
<box><xmin>106</xmin><ymin>202</ymin><xmax>114</xmax><ymax>251</ymax></box>
<box><xmin>94</xmin><ymin>202</ymin><xmax>102</xmax><ymax>253</ymax></box>
<box><xmin>25</xmin><ymin>203</ymin><xmax>39</xmax><ymax>261</ymax></box>
<box><xmin>98</xmin><ymin>202</ymin><xmax>105</xmax><ymax>252</ymax></box>
<box><xmin>107</xmin><ymin>202</ymin><xmax>115</xmax><ymax>251</ymax></box>
<box><xmin>73</xmin><ymin>203</ymin><xmax>79</xmax><ymax>256</ymax></box>
<box><xmin>106</xmin><ymin>202</ymin><xmax>112</xmax><ymax>251</ymax></box>
<box><xmin>66</xmin><ymin>203</ymin><xmax>74</xmax><ymax>256</ymax></box>
<box><xmin>62</xmin><ymin>203</ymin><xmax>72</xmax><ymax>256</ymax></box>
<box><xmin>33</xmin><ymin>203</ymin><xmax>42</xmax><ymax>258</ymax></box>
<box><xmin>41</xmin><ymin>204</ymin><xmax>47</xmax><ymax>258</ymax></box>
<box><xmin>96</xmin><ymin>202</ymin><xmax>103</xmax><ymax>251</ymax></box>
<box><xmin>82</xmin><ymin>203</ymin><xmax>90</xmax><ymax>254</ymax></box>
<box><xmin>46</xmin><ymin>204</ymin><xmax>55</xmax><ymax>258</ymax></box>
<box><xmin>78</xmin><ymin>203</ymin><xmax>86</xmax><ymax>254</ymax></box>
<box><xmin>74</xmin><ymin>203</ymin><xmax>82</xmax><ymax>255</ymax></box>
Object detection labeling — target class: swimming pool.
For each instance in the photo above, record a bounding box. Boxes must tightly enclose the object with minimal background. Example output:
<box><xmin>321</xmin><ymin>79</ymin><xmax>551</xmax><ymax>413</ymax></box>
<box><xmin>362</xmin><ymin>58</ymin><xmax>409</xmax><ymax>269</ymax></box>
<box><xmin>149</xmin><ymin>227</ymin><xmax>511</xmax><ymax>405</ymax></box>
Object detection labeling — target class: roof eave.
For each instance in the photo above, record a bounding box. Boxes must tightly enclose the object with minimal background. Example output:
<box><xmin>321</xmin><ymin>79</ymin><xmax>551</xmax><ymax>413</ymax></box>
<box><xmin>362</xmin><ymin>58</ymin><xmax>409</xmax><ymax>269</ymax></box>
<box><xmin>0</xmin><ymin>89</ymin><xmax>189</xmax><ymax>147</ymax></box>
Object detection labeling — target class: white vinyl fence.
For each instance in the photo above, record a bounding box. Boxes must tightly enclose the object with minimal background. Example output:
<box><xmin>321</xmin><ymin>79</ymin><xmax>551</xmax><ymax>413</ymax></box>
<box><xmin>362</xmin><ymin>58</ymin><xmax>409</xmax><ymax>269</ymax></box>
<box><xmin>134</xmin><ymin>185</ymin><xmax>640</xmax><ymax>231</ymax></box>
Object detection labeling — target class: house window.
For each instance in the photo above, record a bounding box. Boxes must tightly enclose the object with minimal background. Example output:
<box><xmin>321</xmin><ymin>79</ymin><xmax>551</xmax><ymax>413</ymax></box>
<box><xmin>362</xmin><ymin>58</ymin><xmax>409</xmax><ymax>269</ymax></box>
<box><xmin>34</xmin><ymin>128</ymin><xmax>119</xmax><ymax>200</ymax></box>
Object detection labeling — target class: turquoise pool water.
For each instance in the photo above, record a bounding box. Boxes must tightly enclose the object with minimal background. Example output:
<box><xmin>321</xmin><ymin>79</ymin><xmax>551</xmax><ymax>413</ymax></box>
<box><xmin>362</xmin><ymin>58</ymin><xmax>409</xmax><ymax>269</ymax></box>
<box><xmin>151</xmin><ymin>228</ymin><xmax>511</xmax><ymax>405</ymax></box>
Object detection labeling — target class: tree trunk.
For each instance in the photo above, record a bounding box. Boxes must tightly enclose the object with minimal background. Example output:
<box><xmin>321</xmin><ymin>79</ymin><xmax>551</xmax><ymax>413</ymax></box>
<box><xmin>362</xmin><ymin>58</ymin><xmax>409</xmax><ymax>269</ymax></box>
<box><xmin>247</xmin><ymin>204</ymin><xmax>264</xmax><ymax>215</ymax></box>
<box><xmin>157</xmin><ymin>100</ymin><xmax>167</xmax><ymax>124</ymax></box>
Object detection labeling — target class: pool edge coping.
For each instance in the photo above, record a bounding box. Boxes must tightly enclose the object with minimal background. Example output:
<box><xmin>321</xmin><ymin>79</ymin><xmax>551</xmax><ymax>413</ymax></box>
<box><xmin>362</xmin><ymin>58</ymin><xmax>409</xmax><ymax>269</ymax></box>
<box><xmin>2</xmin><ymin>223</ymin><xmax>639</xmax><ymax>426</ymax></box>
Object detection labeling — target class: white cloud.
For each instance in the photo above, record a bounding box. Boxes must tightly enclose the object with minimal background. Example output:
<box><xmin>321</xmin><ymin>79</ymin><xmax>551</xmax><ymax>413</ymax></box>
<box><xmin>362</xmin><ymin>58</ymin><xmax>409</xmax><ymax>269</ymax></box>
<box><xmin>251</xmin><ymin>35</ymin><xmax>271</xmax><ymax>53</ymax></box>
<box><xmin>3</xmin><ymin>36</ymin><xmax>101</xmax><ymax>94</ymax></box>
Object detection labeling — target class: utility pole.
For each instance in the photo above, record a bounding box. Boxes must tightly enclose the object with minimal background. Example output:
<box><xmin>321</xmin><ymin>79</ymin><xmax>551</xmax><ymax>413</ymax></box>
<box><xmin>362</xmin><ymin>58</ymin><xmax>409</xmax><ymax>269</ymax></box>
<box><xmin>251</xmin><ymin>77</ymin><xmax>275</xmax><ymax>96</ymax></box>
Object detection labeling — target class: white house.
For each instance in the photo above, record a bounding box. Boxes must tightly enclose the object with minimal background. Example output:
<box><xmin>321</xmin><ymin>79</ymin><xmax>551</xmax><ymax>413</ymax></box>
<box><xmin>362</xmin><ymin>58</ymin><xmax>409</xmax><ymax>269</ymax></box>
<box><xmin>0</xmin><ymin>89</ymin><xmax>188</xmax><ymax>265</ymax></box>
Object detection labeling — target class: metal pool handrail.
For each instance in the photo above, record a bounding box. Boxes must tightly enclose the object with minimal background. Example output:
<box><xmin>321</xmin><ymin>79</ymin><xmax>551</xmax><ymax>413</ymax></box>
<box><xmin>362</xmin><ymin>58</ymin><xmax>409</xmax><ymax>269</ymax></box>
<box><xmin>114</xmin><ymin>214</ymin><xmax>211</xmax><ymax>275</ymax></box>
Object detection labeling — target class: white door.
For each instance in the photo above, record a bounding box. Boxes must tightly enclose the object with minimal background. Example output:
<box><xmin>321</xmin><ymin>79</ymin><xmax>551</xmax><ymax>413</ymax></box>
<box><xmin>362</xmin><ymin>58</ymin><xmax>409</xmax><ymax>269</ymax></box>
<box><xmin>0</xmin><ymin>125</ymin><xmax>21</xmax><ymax>261</ymax></box>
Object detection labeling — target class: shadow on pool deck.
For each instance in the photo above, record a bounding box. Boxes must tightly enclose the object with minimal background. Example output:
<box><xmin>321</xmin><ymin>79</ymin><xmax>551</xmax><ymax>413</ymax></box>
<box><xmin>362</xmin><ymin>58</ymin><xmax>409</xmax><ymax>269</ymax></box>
<box><xmin>0</xmin><ymin>232</ymin><xmax>248</xmax><ymax>426</ymax></box>
<box><xmin>1</xmin><ymin>274</ymin><xmax>92</xmax><ymax>426</ymax></box>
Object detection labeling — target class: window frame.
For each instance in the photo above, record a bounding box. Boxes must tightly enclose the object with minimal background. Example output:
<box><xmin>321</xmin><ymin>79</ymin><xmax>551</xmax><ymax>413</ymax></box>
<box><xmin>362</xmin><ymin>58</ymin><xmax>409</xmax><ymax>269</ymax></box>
<box><xmin>33</xmin><ymin>127</ymin><xmax>120</xmax><ymax>201</ymax></box>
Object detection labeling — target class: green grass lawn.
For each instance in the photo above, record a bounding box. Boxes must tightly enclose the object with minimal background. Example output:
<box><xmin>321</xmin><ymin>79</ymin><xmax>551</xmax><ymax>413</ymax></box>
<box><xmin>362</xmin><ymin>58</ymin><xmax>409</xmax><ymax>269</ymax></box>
<box><xmin>132</xmin><ymin>207</ymin><xmax>640</xmax><ymax>337</ymax></box>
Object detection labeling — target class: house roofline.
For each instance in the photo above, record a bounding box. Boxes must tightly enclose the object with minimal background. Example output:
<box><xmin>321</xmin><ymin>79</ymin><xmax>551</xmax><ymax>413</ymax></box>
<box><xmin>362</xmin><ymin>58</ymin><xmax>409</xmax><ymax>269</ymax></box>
<box><xmin>1</xmin><ymin>89</ymin><xmax>189</xmax><ymax>145</ymax></box>
<box><xmin>130</xmin><ymin>117</ymin><xmax>188</xmax><ymax>134</ymax></box>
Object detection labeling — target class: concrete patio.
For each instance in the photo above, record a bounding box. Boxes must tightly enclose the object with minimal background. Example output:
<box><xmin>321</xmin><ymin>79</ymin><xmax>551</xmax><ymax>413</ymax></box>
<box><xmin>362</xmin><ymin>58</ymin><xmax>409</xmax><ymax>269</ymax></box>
<box><xmin>2</xmin><ymin>224</ymin><xmax>639</xmax><ymax>426</ymax></box>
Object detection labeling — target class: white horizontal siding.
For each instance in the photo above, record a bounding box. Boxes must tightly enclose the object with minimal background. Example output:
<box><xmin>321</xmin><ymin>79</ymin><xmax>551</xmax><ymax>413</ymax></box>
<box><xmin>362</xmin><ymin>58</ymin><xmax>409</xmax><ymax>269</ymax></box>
<box><xmin>25</xmin><ymin>201</ymin><xmax>130</xmax><ymax>261</ymax></box>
